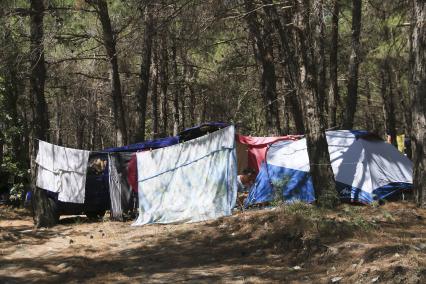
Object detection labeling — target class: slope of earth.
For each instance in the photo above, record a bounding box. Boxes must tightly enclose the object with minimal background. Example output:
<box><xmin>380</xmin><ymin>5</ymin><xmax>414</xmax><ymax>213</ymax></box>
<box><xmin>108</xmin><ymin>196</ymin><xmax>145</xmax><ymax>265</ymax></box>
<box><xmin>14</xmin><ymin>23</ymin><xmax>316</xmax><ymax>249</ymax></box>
<box><xmin>0</xmin><ymin>202</ymin><xmax>425</xmax><ymax>283</ymax></box>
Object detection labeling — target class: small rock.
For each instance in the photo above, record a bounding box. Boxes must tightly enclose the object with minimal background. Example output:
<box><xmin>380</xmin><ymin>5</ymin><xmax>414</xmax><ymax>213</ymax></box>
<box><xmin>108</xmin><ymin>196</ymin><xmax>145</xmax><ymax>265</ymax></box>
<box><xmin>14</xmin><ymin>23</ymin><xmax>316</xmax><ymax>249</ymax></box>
<box><xmin>411</xmin><ymin>245</ymin><xmax>421</xmax><ymax>251</ymax></box>
<box><xmin>90</xmin><ymin>235</ymin><xmax>93</xmax><ymax>239</ymax></box>
<box><xmin>231</xmin><ymin>232</ymin><xmax>235</xmax><ymax>236</ymax></box>
<box><xmin>417</xmin><ymin>243</ymin><xmax>426</xmax><ymax>250</ymax></box>
<box><xmin>371</xmin><ymin>276</ymin><xmax>380</xmax><ymax>283</ymax></box>
<box><xmin>57</xmin><ymin>263</ymin><xmax>68</xmax><ymax>270</ymax></box>
<box><xmin>292</xmin><ymin>265</ymin><xmax>302</xmax><ymax>270</ymax></box>
<box><xmin>69</xmin><ymin>239</ymin><xmax>74</xmax><ymax>244</ymax></box>
<box><xmin>394</xmin><ymin>253</ymin><xmax>400</xmax><ymax>257</ymax></box>
<box><xmin>102</xmin><ymin>233</ymin><xmax>105</xmax><ymax>237</ymax></box>
<box><xmin>331</xmin><ymin>276</ymin><xmax>343</xmax><ymax>283</ymax></box>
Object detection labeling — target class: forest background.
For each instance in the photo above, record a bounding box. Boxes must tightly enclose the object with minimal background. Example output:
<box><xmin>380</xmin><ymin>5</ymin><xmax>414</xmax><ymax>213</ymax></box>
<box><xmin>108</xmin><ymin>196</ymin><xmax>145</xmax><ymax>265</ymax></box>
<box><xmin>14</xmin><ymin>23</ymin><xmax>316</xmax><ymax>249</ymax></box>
<box><xmin>0</xmin><ymin>0</ymin><xmax>424</xmax><ymax>212</ymax></box>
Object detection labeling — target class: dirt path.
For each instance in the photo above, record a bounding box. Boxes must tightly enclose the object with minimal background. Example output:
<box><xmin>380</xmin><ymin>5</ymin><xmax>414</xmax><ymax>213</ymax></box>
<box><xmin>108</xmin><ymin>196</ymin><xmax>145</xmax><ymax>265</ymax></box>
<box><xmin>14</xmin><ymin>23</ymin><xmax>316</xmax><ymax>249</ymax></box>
<box><xmin>1</xmin><ymin>203</ymin><xmax>425</xmax><ymax>283</ymax></box>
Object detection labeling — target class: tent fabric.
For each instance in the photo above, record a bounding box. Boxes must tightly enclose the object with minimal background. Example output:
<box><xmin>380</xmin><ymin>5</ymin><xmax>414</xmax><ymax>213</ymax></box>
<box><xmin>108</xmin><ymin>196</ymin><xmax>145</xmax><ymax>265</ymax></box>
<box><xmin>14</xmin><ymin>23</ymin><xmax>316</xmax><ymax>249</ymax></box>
<box><xmin>36</xmin><ymin>140</ymin><xmax>90</xmax><ymax>204</ymax></box>
<box><xmin>133</xmin><ymin>126</ymin><xmax>237</xmax><ymax>226</ymax></box>
<box><xmin>246</xmin><ymin>130</ymin><xmax>413</xmax><ymax>206</ymax></box>
<box><xmin>104</xmin><ymin>136</ymin><xmax>179</xmax><ymax>153</ymax></box>
<box><xmin>236</xmin><ymin>135</ymin><xmax>301</xmax><ymax>172</ymax></box>
<box><xmin>127</xmin><ymin>153</ymin><xmax>138</xmax><ymax>192</ymax></box>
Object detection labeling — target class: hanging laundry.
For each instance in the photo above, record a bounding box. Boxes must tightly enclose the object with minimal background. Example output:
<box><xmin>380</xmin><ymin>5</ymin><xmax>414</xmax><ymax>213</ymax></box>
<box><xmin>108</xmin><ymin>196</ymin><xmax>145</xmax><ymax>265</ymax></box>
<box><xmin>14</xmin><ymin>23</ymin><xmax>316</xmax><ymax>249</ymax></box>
<box><xmin>108</xmin><ymin>152</ymin><xmax>134</xmax><ymax>220</ymax></box>
<box><xmin>133</xmin><ymin>126</ymin><xmax>237</xmax><ymax>226</ymax></box>
<box><xmin>35</xmin><ymin>140</ymin><xmax>90</xmax><ymax>204</ymax></box>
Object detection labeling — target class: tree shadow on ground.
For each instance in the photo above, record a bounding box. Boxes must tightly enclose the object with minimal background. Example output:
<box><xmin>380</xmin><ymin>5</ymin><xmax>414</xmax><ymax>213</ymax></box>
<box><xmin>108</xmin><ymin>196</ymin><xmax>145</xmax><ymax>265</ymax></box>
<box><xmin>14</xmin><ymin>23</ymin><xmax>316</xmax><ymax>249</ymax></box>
<box><xmin>0</xmin><ymin>214</ymin><xmax>368</xmax><ymax>283</ymax></box>
<box><xmin>1</xmin><ymin>204</ymin><xmax>425</xmax><ymax>283</ymax></box>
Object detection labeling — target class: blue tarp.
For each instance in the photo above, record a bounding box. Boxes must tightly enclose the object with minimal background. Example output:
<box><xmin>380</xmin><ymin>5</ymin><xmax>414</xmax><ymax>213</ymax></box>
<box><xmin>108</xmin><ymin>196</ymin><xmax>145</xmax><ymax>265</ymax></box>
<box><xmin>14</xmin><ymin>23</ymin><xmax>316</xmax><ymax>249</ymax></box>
<box><xmin>104</xmin><ymin>136</ymin><xmax>180</xmax><ymax>153</ymax></box>
<box><xmin>104</xmin><ymin>122</ymin><xmax>228</xmax><ymax>153</ymax></box>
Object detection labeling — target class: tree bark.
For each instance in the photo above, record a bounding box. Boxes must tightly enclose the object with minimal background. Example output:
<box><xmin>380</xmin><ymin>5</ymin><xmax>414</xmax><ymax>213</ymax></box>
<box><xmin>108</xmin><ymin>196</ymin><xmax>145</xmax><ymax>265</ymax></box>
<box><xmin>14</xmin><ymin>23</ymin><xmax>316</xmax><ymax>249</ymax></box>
<box><xmin>364</xmin><ymin>79</ymin><xmax>376</xmax><ymax>132</ymax></box>
<box><xmin>136</xmin><ymin>3</ymin><xmax>154</xmax><ymax>142</ymax></box>
<box><xmin>411</xmin><ymin>0</ymin><xmax>426</xmax><ymax>207</ymax></box>
<box><xmin>295</xmin><ymin>0</ymin><xmax>338</xmax><ymax>208</ymax></box>
<box><xmin>343</xmin><ymin>0</ymin><xmax>362</xmax><ymax>129</ymax></box>
<box><xmin>380</xmin><ymin>60</ymin><xmax>397</xmax><ymax>146</ymax></box>
<box><xmin>152</xmin><ymin>49</ymin><xmax>160</xmax><ymax>138</ymax></box>
<box><xmin>88</xmin><ymin>0</ymin><xmax>128</xmax><ymax>146</ymax></box>
<box><xmin>171</xmin><ymin>35</ymin><xmax>180</xmax><ymax>136</ymax></box>
<box><xmin>328</xmin><ymin>0</ymin><xmax>340</xmax><ymax>128</ymax></box>
<box><xmin>244</xmin><ymin>0</ymin><xmax>281</xmax><ymax>135</ymax></box>
<box><xmin>159</xmin><ymin>32</ymin><xmax>169</xmax><ymax>137</ymax></box>
<box><xmin>261</xmin><ymin>0</ymin><xmax>305</xmax><ymax>134</ymax></box>
<box><xmin>30</xmin><ymin>0</ymin><xmax>56</xmax><ymax>228</ymax></box>
<box><xmin>314</xmin><ymin>0</ymin><xmax>327</xmax><ymax>114</ymax></box>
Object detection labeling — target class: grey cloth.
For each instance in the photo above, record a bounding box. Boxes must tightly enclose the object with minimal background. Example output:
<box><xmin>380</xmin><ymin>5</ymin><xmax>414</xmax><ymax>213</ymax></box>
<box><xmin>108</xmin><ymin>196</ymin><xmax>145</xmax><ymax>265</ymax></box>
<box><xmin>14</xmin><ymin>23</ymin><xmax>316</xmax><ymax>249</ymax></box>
<box><xmin>108</xmin><ymin>153</ymin><xmax>133</xmax><ymax>221</ymax></box>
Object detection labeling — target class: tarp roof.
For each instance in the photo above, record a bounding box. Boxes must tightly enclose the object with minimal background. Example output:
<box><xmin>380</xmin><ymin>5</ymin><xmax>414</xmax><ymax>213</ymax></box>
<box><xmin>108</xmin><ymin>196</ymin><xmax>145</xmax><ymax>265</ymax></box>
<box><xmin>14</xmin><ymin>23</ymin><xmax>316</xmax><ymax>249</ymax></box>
<box><xmin>104</xmin><ymin>136</ymin><xmax>179</xmax><ymax>152</ymax></box>
<box><xmin>104</xmin><ymin>122</ymin><xmax>229</xmax><ymax>153</ymax></box>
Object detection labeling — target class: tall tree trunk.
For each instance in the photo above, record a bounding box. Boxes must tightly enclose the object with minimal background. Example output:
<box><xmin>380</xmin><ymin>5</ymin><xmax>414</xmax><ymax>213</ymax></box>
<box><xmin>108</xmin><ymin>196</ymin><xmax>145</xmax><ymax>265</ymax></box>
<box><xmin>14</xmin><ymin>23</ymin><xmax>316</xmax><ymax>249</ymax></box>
<box><xmin>261</xmin><ymin>0</ymin><xmax>305</xmax><ymax>134</ymax></box>
<box><xmin>89</xmin><ymin>92</ymin><xmax>98</xmax><ymax>150</ymax></box>
<box><xmin>328</xmin><ymin>0</ymin><xmax>340</xmax><ymax>128</ymax></box>
<box><xmin>295</xmin><ymin>0</ymin><xmax>338</xmax><ymax>208</ymax></box>
<box><xmin>188</xmin><ymin>71</ymin><xmax>197</xmax><ymax>127</ymax></box>
<box><xmin>411</xmin><ymin>0</ymin><xmax>426</xmax><ymax>207</ymax></box>
<box><xmin>380</xmin><ymin>60</ymin><xmax>397</xmax><ymax>146</ymax></box>
<box><xmin>342</xmin><ymin>0</ymin><xmax>362</xmax><ymax>129</ymax></box>
<box><xmin>180</xmin><ymin>48</ymin><xmax>188</xmax><ymax>130</ymax></box>
<box><xmin>55</xmin><ymin>90</ymin><xmax>63</xmax><ymax>146</ymax></box>
<box><xmin>30</xmin><ymin>0</ymin><xmax>56</xmax><ymax>228</ymax></box>
<box><xmin>152</xmin><ymin>49</ymin><xmax>160</xmax><ymax>138</ymax></box>
<box><xmin>364</xmin><ymin>79</ymin><xmax>376</xmax><ymax>132</ymax></box>
<box><xmin>136</xmin><ymin>3</ymin><xmax>154</xmax><ymax>142</ymax></box>
<box><xmin>89</xmin><ymin>0</ymin><xmax>128</xmax><ymax>146</ymax></box>
<box><xmin>244</xmin><ymin>0</ymin><xmax>281</xmax><ymax>135</ymax></box>
<box><xmin>171</xmin><ymin>35</ymin><xmax>180</xmax><ymax>136</ymax></box>
<box><xmin>159</xmin><ymin>32</ymin><xmax>169</xmax><ymax>136</ymax></box>
<box><xmin>314</xmin><ymin>0</ymin><xmax>327</xmax><ymax>114</ymax></box>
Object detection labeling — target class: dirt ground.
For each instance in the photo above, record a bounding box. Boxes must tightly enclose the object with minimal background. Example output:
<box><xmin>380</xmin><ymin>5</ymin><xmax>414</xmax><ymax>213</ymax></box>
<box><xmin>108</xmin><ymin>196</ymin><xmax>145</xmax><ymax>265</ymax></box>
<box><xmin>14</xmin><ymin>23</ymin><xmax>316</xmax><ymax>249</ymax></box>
<box><xmin>1</xmin><ymin>202</ymin><xmax>425</xmax><ymax>283</ymax></box>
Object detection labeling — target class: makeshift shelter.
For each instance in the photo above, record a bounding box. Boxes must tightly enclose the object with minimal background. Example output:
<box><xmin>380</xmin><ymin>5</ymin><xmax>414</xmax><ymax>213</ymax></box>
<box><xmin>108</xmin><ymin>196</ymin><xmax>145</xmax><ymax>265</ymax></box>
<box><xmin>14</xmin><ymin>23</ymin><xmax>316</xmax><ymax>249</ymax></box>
<box><xmin>236</xmin><ymin>135</ymin><xmax>301</xmax><ymax>173</ymax></box>
<box><xmin>133</xmin><ymin>125</ymin><xmax>237</xmax><ymax>226</ymax></box>
<box><xmin>245</xmin><ymin>130</ymin><xmax>413</xmax><ymax>206</ymax></box>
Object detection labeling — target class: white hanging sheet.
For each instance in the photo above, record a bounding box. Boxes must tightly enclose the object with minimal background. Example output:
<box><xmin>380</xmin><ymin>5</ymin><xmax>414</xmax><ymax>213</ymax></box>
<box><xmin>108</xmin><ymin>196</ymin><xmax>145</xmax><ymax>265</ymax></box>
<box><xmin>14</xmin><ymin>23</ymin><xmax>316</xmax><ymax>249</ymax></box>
<box><xmin>36</xmin><ymin>140</ymin><xmax>90</xmax><ymax>204</ymax></box>
<box><xmin>133</xmin><ymin>126</ymin><xmax>237</xmax><ymax>226</ymax></box>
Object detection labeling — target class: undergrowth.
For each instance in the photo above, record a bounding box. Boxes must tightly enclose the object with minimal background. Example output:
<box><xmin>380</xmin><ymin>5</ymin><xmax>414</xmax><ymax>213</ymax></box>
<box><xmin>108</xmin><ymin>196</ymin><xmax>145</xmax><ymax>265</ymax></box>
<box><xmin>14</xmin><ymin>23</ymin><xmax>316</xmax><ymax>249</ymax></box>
<box><xmin>267</xmin><ymin>202</ymin><xmax>378</xmax><ymax>242</ymax></box>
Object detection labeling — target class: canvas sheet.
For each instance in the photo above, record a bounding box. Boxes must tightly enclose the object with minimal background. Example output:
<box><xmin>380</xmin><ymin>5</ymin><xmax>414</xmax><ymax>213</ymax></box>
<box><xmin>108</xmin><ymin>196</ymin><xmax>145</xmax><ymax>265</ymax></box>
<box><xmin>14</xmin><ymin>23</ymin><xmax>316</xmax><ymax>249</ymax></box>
<box><xmin>36</xmin><ymin>140</ymin><xmax>90</xmax><ymax>204</ymax></box>
<box><xmin>133</xmin><ymin>126</ymin><xmax>237</xmax><ymax>226</ymax></box>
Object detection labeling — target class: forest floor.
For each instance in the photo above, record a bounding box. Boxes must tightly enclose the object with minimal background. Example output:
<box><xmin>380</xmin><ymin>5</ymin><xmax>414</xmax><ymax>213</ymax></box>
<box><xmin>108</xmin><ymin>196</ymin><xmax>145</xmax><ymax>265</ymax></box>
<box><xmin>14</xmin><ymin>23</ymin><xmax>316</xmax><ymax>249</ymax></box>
<box><xmin>0</xmin><ymin>202</ymin><xmax>425</xmax><ymax>283</ymax></box>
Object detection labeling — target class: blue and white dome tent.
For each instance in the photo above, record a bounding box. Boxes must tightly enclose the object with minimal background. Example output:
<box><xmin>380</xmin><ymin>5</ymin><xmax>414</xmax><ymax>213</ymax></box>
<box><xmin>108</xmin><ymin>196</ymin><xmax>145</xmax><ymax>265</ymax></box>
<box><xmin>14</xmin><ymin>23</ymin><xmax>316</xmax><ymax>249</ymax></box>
<box><xmin>245</xmin><ymin>130</ymin><xmax>413</xmax><ymax>206</ymax></box>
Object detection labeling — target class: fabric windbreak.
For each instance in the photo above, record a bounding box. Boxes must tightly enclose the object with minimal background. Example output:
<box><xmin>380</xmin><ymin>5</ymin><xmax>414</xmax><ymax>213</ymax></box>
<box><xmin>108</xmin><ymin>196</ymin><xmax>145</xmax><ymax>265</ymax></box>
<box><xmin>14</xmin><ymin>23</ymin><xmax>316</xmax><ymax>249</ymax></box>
<box><xmin>108</xmin><ymin>153</ymin><xmax>134</xmax><ymax>220</ymax></box>
<box><xmin>35</xmin><ymin>140</ymin><xmax>90</xmax><ymax>204</ymax></box>
<box><xmin>133</xmin><ymin>126</ymin><xmax>237</xmax><ymax>226</ymax></box>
